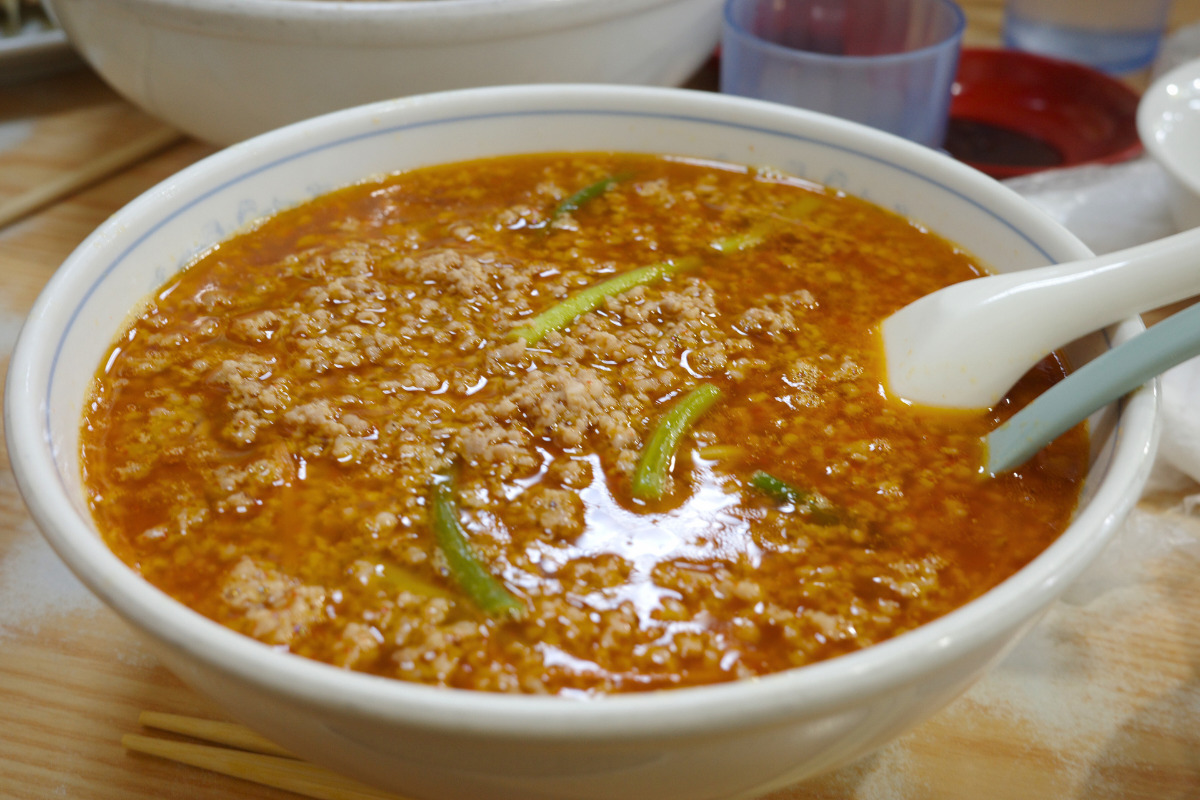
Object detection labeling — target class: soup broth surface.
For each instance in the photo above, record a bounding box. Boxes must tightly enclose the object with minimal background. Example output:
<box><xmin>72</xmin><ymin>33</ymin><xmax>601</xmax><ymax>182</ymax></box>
<box><xmin>80</xmin><ymin>153</ymin><xmax>1087</xmax><ymax>695</ymax></box>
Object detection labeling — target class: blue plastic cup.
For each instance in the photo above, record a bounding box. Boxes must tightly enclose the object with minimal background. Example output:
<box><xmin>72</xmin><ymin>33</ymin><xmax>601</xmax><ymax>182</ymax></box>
<box><xmin>720</xmin><ymin>0</ymin><xmax>965</xmax><ymax>148</ymax></box>
<box><xmin>1003</xmin><ymin>0</ymin><xmax>1172</xmax><ymax>76</ymax></box>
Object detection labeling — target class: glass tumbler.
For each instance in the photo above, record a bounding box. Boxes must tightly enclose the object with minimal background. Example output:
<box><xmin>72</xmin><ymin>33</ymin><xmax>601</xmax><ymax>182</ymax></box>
<box><xmin>721</xmin><ymin>0</ymin><xmax>966</xmax><ymax>148</ymax></box>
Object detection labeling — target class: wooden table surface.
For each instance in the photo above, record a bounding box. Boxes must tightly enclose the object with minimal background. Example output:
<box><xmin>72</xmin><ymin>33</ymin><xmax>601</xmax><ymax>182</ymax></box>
<box><xmin>3</xmin><ymin>2</ymin><xmax>1200</xmax><ymax>798</ymax></box>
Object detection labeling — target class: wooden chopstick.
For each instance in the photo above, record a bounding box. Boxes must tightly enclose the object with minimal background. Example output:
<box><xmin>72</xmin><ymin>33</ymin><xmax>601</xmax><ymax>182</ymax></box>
<box><xmin>123</xmin><ymin>712</ymin><xmax>405</xmax><ymax>800</ymax></box>
<box><xmin>0</xmin><ymin>125</ymin><xmax>184</xmax><ymax>229</ymax></box>
<box><xmin>137</xmin><ymin>710</ymin><xmax>297</xmax><ymax>758</ymax></box>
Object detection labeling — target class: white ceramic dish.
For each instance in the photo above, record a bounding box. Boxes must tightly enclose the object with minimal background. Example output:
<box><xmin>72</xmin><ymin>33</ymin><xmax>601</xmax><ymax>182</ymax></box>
<box><xmin>43</xmin><ymin>0</ymin><xmax>723</xmax><ymax>145</ymax></box>
<box><xmin>5</xmin><ymin>84</ymin><xmax>1159</xmax><ymax>800</ymax></box>
<box><xmin>1138</xmin><ymin>57</ymin><xmax>1200</xmax><ymax>231</ymax></box>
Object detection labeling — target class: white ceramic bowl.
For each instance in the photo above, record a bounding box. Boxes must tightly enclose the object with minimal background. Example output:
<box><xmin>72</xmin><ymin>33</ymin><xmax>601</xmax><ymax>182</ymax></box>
<box><xmin>1138</xmin><ymin>58</ymin><xmax>1200</xmax><ymax>231</ymax></box>
<box><xmin>5</xmin><ymin>85</ymin><xmax>1159</xmax><ymax>800</ymax></box>
<box><xmin>44</xmin><ymin>0</ymin><xmax>723</xmax><ymax>145</ymax></box>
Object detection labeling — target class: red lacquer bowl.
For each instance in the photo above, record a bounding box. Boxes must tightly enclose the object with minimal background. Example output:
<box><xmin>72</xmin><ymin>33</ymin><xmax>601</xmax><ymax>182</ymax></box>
<box><xmin>946</xmin><ymin>48</ymin><xmax>1143</xmax><ymax>180</ymax></box>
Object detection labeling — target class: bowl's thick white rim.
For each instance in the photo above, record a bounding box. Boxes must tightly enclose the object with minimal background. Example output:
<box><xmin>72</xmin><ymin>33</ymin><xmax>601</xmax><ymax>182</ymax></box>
<box><xmin>5</xmin><ymin>83</ymin><xmax>1160</xmax><ymax>743</ymax></box>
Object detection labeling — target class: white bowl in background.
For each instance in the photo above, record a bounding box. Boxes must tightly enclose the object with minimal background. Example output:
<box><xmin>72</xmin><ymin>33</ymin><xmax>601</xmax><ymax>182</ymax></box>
<box><xmin>44</xmin><ymin>0</ymin><xmax>723</xmax><ymax>145</ymax></box>
<box><xmin>5</xmin><ymin>84</ymin><xmax>1159</xmax><ymax>800</ymax></box>
<box><xmin>1139</xmin><ymin>57</ymin><xmax>1200</xmax><ymax>231</ymax></box>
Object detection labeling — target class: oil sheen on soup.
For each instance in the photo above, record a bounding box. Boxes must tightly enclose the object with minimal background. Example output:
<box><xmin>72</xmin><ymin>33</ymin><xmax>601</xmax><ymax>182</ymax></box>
<box><xmin>80</xmin><ymin>153</ymin><xmax>1088</xmax><ymax>695</ymax></box>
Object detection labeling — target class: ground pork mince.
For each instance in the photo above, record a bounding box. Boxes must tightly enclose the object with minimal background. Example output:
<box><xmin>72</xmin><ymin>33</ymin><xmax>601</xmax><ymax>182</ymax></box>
<box><xmin>80</xmin><ymin>152</ymin><xmax>1088</xmax><ymax>696</ymax></box>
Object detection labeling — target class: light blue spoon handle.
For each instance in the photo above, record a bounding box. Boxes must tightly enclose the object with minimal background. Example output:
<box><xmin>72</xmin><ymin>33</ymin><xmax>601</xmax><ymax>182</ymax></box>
<box><xmin>987</xmin><ymin>302</ymin><xmax>1200</xmax><ymax>474</ymax></box>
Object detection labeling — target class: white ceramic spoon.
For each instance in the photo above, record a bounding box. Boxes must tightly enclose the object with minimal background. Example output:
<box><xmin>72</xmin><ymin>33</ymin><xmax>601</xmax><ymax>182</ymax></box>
<box><xmin>881</xmin><ymin>226</ymin><xmax>1200</xmax><ymax>409</ymax></box>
